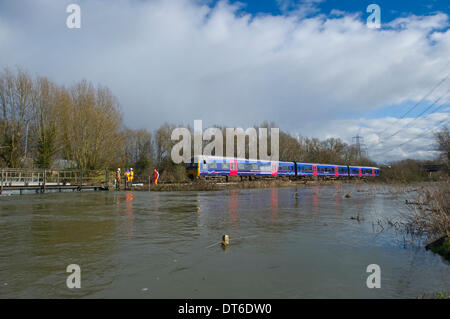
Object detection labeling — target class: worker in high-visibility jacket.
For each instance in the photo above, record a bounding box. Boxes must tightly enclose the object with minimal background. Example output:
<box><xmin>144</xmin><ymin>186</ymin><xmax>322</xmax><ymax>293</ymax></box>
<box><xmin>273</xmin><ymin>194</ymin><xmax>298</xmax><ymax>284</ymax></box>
<box><xmin>130</xmin><ymin>168</ymin><xmax>134</xmax><ymax>184</ymax></box>
<box><xmin>124</xmin><ymin>169</ymin><xmax>130</xmax><ymax>189</ymax></box>
<box><xmin>115</xmin><ymin>168</ymin><xmax>121</xmax><ymax>190</ymax></box>
<box><xmin>153</xmin><ymin>168</ymin><xmax>159</xmax><ymax>185</ymax></box>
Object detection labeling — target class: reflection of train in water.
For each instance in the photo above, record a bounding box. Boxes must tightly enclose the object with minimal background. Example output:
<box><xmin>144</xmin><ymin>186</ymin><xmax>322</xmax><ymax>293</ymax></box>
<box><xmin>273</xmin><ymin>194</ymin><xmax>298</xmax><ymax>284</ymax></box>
<box><xmin>186</xmin><ymin>155</ymin><xmax>380</xmax><ymax>180</ymax></box>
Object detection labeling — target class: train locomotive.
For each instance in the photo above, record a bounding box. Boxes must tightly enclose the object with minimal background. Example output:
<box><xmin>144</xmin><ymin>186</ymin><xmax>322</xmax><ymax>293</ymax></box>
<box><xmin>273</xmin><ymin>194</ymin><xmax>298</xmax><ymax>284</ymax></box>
<box><xmin>186</xmin><ymin>155</ymin><xmax>380</xmax><ymax>180</ymax></box>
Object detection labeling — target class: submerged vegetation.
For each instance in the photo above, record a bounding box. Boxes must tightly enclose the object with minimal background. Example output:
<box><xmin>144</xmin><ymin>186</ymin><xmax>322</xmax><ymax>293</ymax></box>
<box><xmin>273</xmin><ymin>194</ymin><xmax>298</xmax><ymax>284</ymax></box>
<box><xmin>404</xmin><ymin>181</ymin><xmax>450</xmax><ymax>237</ymax></box>
<box><xmin>375</xmin><ymin>180</ymin><xmax>450</xmax><ymax>261</ymax></box>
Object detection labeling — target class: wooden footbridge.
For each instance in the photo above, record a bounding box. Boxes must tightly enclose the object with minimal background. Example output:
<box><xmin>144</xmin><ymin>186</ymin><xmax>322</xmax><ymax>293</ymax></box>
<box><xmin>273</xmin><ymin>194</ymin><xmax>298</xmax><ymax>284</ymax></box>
<box><xmin>0</xmin><ymin>168</ymin><xmax>110</xmax><ymax>195</ymax></box>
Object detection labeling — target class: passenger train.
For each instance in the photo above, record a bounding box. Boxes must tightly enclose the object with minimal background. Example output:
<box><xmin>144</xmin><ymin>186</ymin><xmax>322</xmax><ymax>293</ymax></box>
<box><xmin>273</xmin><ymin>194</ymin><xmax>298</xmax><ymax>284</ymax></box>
<box><xmin>186</xmin><ymin>155</ymin><xmax>380</xmax><ymax>180</ymax></box>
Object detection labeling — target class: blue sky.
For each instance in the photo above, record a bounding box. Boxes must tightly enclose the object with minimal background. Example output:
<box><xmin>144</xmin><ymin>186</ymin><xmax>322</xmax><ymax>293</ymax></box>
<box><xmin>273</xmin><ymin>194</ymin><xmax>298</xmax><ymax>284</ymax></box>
<box><xmin>216</xmin><ymin>0</ymin><xmax>450</xmax><ymax>22</ymax></box>
<box><xmin>0</xmin><ymin>0</ymin><xmax>449</xmax><ymax>162</ymax></box>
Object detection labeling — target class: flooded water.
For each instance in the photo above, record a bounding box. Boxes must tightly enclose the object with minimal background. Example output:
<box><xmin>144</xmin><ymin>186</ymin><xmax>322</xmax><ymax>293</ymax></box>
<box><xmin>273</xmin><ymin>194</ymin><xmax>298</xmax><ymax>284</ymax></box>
<box><xmin>0</xmin><ymin>184</ymin><xmax>449</xmax><ymax>298</ymax></box>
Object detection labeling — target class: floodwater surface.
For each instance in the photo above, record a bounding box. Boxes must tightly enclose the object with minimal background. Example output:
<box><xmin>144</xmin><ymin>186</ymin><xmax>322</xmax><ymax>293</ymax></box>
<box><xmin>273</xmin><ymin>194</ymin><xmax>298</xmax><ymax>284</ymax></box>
<box><xmin>0</xmin><ymin>185</ymin><xmax>449</xmax><ymax>298</ymax></box>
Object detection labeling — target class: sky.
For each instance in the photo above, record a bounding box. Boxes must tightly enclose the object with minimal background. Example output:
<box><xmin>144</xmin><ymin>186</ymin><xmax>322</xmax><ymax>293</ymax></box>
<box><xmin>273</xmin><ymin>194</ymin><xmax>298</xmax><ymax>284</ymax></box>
<box><xmin>0</xmin><ymin>0</ymin><xmax>449</xmax><ymax>164</ymax></box>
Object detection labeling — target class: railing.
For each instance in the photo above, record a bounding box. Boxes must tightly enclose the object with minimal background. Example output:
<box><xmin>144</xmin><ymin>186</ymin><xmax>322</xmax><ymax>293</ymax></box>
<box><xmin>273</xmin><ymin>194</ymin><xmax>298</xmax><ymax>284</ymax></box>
<box><xmin>0</xmin><ymin>168</ymin><xmax>111</xmax><ymax>193</ymax></box>
<box><xmin>0</xmin><ymin>168</ymin><xmax>168</xmax><ymax>194</ymax></box>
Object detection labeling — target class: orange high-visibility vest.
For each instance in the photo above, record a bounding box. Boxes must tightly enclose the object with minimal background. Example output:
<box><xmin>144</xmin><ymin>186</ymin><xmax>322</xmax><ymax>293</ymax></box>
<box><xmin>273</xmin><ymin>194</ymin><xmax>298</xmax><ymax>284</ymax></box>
<box><xmin>116</xmin><ymin>171</ymin><xmax>121</xmax><ymax>181</ymax></box>
<box><xmin>153</xmin><ymin>170</ymin><xmax>159</xmax><ymax>184</ymax></box>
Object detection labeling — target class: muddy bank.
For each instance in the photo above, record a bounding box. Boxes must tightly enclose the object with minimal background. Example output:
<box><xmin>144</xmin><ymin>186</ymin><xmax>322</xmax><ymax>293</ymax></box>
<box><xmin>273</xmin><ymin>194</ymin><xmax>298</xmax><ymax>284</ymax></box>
<box><xmin>130</xmin><ymin>178</ymin><xmax>369</xmax><ymax>192</ymax></box>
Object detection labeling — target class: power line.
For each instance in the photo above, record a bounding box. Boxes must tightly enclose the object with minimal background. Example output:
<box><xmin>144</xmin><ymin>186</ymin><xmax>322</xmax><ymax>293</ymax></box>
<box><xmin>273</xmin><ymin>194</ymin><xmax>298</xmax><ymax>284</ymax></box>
<box><xmin>380</xmin><ymin>89</ymin><xmax>450</xmax><ymax>141</ymax></box>
<box><xmin>368</xmin><ymin>91</ymin><xmax>450</xmax><ymax>155</ymax></box>
<box><xmin>372</xmin><ymin>118</ymin><xmax>449</xmax><ymax>156</ymax></box>
<box><xmin>396</xmin><ymin>76</ymin><xmax>447</xmax><ymax>118</ymax></box>
<box><xmin>370</xmin><ymin>118</ymin><xmax>450</xmax><ymax>157</ymax></box>
<box><xmin>377</xmin><ymin>72</ymin><xmax>449</xmax><ymax>138</ymax></box>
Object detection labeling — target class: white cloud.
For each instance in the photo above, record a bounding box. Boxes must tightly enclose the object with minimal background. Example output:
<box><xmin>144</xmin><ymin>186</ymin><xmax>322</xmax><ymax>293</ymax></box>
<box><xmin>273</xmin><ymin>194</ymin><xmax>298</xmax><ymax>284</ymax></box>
<box><xmin>0</xmin><ymin>0</ymin><xmax>449</xmax><ymax>162</ymax></box>
<box><xmin>304</xmin><ymin>109</ymin><xmax>450</xmax><ymax>163</ymax></box>
<box><xmin>277</xmin><ymin>0</ymin><xmax>324</xmax><ymax>18</ymax></box>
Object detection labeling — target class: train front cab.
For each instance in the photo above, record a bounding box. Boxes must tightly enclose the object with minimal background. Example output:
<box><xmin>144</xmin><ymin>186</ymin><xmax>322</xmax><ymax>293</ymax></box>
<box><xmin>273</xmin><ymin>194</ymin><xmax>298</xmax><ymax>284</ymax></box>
<box><xmin>186</xmin><ymin>156</ymin><xmax>200</xmax><ymax>179</ymax></box>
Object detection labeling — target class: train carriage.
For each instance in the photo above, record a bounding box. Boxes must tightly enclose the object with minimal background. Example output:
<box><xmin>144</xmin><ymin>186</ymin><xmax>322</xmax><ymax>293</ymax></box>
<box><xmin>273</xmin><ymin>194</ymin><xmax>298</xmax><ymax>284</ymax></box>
<box><xmin>186</xmin><ymin>155</ymin><xmax>380</xmax><ymax>180</ymax></box>
<box><xmin>186</xmin><ymin>155</ymin><xmax>295</xmax><ymax>179</ymax></box>
<box><xmin>297</xmin><ymin>163</ymin><xmax>349</xmax><ymax>177</ymax></box>
<box><xmin>348</xmin><ymin>166</ymin><xmax>380</xmax><ymax>177</ymax></box>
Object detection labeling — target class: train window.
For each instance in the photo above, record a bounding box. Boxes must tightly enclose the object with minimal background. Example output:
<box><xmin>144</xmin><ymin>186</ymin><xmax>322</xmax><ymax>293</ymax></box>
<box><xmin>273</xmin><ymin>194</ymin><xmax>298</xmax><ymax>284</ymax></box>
<box><xmin>238</xmin><ymin>163</ymin><xmax>245</xmax><ymax>169</ymax></box>
<box><xmin>252</xmin><ymin>164</ymin><xmax>259</xmax><ymax>170</ymax></box>
<box><xmin>209</xmin><ymin>163</ymin><xmax>217</xmax><ymax>169</ymax></box>
<box><xmin>245</xmin><ymin>164</ymin><xmax>252</xmax><ymax>170</ymax></box>
<box><xmin>186</xmin><ymin>162</ymin><xmax>197</xmax><ymax>169</ymax></box>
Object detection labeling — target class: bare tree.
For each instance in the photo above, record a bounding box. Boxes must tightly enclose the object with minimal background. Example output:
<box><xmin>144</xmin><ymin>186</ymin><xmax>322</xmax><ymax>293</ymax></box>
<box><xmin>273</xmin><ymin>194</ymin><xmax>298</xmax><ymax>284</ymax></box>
<box><xmin>31</xmin><ymin>76</ymin><xmax>60</xmax><ymax>168</ymax></box>
<box><xmin>0</xmin><ymin>68</ymin><xmax>33</xmax><ymax>167</ymax></box>
<box><xmin>60</xmin><ymin>80</ymin><xmax>123</xmax><ymax>169</ymax></box>
<box><xmin>435</xmin><ymin>126</ymin><xmax>449</xmax><ymax>166</ymax></box>
<box><xmin>123</xmin><ymin>128</ymin><xmax>154</xmax><ymax>174</ymax></box>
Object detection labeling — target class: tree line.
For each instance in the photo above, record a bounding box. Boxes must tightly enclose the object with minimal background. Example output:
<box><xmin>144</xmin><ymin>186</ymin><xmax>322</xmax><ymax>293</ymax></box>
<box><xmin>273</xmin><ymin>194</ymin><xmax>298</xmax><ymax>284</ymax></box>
<box><xmin>2</xmin><ymin>67</ymin><xmax>446</xmax><ymax>181</ymax></box>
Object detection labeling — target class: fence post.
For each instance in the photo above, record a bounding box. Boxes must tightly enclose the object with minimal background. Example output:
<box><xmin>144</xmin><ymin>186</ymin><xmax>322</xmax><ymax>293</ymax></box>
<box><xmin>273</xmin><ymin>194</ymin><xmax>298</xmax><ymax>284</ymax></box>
<box><xmin>42</xmin><ymin>170</ymin><xmax>46</xmax><ymax>193</ymax></box>
<box><xmin>79</xmin><ymin>170</ymin><xmax>83</xmax><ymax>190</ymax></box>
<box><xmin>0</xmin><ymin>168</ymin><xmax>3</xmax><ymax>195</ymax></box>
<box><xmin>148</xmin><ymin>176</ymin><xmax>151</xmax><ymax>191</ymax></box>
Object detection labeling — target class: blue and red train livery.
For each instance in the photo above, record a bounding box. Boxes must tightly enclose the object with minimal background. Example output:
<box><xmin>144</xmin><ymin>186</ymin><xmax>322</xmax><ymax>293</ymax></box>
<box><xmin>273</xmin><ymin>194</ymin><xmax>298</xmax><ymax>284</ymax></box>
<box><xmin>186</xmin><ymin>155</ymin><xmax>380</xmax><ymax>179</ymax></box>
